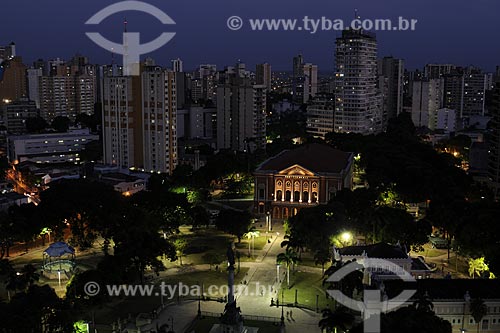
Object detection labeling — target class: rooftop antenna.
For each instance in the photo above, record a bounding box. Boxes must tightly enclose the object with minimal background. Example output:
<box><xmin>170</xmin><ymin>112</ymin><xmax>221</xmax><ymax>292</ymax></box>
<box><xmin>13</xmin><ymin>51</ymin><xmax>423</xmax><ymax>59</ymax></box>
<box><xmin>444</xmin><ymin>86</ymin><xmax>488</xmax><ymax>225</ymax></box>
<box><xmin>354</xmin><ymin>9</ymin><xmax>360</xmax><ymax>19</ymax></box>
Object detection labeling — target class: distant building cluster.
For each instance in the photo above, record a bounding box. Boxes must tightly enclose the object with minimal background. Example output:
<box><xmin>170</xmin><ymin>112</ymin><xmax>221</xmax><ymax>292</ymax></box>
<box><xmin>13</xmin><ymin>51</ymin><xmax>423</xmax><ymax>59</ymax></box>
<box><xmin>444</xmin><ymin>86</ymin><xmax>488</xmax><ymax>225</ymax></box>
<box><xmin>0</xmin><ymin>26</ymin><xmax>500</xmax><ymax>195</ymax></box>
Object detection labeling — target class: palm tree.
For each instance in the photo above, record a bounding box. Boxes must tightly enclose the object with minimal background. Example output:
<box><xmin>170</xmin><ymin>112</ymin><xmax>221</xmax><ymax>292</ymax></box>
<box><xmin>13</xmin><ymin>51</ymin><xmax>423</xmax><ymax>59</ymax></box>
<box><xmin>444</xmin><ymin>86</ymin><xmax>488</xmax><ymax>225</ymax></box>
<box><xmin>243</xmin><ymin>227</ymin><xmax>260</xmax><ymax>257</ymax></box>
<box><xmin>470</xmin><ymin>298</ymin><xmax>487</xmax><ymax>333</ymax></box>
<box><xmin>318</xmin><ymin>306</ymin><xmax>355</xmax><ymax>333</ymax></box>
<box><xmin>276</xmin><ymin>248</ymin><xmax>300</xmax><ymax>287</ymax></box>
<box><xmin>413</xmin><ymin>291</ymin><xmax>434</xmax><ymax>313</ymax></box>
<box><xmin>174</xmin><ymin>238</ymin><xmax>188</xmax><ymax>266</ymax></box>
<box><xmin>468</xmin><ymin>258</ymin><xmax>489</xmax><ymax>279</ymax></box>
<box><xmin>281</xmin><ymin>234</ymin><xmax>305</xmax><ymax>259</ymax></box>
<box><xmin>314</xmin><ymin>247</ymin><xmax>331</xmax><ymax>275</ymax></box>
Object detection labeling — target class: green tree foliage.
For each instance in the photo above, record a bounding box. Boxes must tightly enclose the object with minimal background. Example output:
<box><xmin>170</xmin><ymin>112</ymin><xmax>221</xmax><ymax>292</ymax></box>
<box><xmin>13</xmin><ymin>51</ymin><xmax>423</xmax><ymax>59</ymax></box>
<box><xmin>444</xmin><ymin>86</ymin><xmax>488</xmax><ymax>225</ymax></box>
<box><xmin>470</xmin><ymin>298</ymin><xmax>487</xmax><ymax>333</ymax></box>
<box><xmin>0</xmin><ymin>285</ymin><xmax>75</xmax><ymax>332</ymax></box>
<box><xmin>51</xmin><ymin>116</ymin><xmax>71</xmax><ymax>132</ymax></box>
<box><xmin>25</xmin><ymin>116</ymin><xmax>48</xmax><ymax>133</ymax></box>
<box><xmin>214</xmin><ymin>209</ymin><xmax>252</xmax><ymax>243</ymax></box>
<box><xmin>38</xmin><ymin>180</ymin><xmax>123</xmax><ymax>249</ymax></box>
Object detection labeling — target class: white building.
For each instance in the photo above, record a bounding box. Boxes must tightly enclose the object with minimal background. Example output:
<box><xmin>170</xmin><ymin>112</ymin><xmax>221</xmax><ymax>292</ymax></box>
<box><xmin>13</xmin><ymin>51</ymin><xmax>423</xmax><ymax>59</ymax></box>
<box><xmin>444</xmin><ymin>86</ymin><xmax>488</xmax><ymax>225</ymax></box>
<box><xmin>306</xmin><ymin>94</ymin><xmax>335</xmax><ymax>139</ymax></box>
<box><xmin>171</xmin><ymin>58</ymin><xmax>183</xmax><ymax>73</ymax></box>
<box><xmin>7</xmin><ymin>128</ymin><xmax>98</xmax><ymax>164</ymax></box>
<box><xmin>27</xmin><ymin>68</ymin><xmax>42</xmax><ymax>109</ymax></box>
<box><xmin>256</xmin><ymin>63</ymin><xmax>272</xmax><ymax>92</ymax></box>
<box><xmin>335</xmin><ymin>29</ymin><xmax>383</xmax><ymax>134</ymax></box>
<box><xmin>303</xmin><ymin>63</ymin><xmax>318</xmax><ymax>103</ymax></box>
<box><xmin>411</xmin><ymin>79</ymin><xmax>444</xmax><ymax>128</ymax></box>
<box><xmin>217</xmin><ymin>65</ymin><xmax>266</xmax><ymax>152</ymax></box>
<box><xmin>102</xmin><ymin>66</ymin><xmax>178</xmax><ymax>174</ymax></box>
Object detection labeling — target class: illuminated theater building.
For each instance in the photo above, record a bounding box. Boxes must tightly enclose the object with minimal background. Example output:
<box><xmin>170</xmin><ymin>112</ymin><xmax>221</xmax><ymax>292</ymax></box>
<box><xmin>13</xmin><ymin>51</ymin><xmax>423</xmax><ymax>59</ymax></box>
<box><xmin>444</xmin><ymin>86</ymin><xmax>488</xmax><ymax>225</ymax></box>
<box><xmin>253</xmin><ymin>144</ymin><xmax>354</xmax><ymax>219</ymax></box>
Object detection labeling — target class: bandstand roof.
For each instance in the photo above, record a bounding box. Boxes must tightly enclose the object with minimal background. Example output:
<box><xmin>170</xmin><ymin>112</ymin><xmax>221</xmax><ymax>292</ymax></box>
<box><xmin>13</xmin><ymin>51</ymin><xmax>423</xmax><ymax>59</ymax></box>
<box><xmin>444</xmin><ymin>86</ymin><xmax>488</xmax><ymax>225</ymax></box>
<box><xmin>44</xmin><ymin>242</ymin><xmax>75</xmax><ymax>257</ymax></box>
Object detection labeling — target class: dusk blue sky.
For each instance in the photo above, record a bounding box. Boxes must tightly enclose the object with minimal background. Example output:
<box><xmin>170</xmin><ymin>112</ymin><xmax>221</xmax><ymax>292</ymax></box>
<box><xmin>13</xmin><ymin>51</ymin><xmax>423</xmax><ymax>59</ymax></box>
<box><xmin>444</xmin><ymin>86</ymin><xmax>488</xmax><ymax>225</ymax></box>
<box><xmin>1</xmin><ymin>0</ymin><xmax>499</xmax><ymax>72</ymax></box>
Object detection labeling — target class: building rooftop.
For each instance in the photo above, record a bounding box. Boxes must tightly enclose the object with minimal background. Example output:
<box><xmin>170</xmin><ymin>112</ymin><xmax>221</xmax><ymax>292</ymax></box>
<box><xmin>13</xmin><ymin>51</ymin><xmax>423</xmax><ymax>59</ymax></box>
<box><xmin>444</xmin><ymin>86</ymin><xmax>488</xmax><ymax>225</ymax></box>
<box><xmin>384</xmin><ymin>279</ymin><xmax>500</xmax><ymax>300</ymax></box>
<box><xmin>256</xmin><ymin>144</ymin><xmax>353</xmax><ymax>174</ymax></box>
<box><xmin>340</xmin><ymin>243</ymin><xmax>408</xmax><ymax>259</ymax></box>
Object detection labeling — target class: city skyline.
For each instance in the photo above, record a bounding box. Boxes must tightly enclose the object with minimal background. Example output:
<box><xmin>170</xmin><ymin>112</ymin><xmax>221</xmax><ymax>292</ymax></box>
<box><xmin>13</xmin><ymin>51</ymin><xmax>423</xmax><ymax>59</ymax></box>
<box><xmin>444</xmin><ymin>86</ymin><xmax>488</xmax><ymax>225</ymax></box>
<box><xmin>1</xmin><ymin>0</ymin><xmax>499</xmax><ymax>71</ymax></box>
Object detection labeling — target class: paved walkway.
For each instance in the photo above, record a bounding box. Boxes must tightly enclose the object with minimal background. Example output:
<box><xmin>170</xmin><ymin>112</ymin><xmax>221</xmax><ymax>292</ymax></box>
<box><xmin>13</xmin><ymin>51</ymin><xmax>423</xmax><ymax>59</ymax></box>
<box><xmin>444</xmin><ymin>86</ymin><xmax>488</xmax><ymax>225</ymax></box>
<box><xmin>143</xmin><ymin>221</ymin><xmax>322</xmax><ymax>333</ymax></box>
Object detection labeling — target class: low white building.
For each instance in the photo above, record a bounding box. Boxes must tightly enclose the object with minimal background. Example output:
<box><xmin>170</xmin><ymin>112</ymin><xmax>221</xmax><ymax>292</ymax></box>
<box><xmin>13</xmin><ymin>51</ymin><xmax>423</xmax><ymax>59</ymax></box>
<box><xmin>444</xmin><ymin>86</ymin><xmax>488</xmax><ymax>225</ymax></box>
<box><xmin>7</xmin><ymin>128</ymin><xmax>99</xmax><ymax>164</ymax></box>
<box><xmin>99</xmin><ymin>173</ymin><xmax>145</xmax><ymax>196</ymax></box>
<box><xmin>385</xmin><ymin>279</ymin><xmax>500</xmax><ymax>333</ymax></box>
<box><xmin>430</xmin><ymin>108</ymin><xmax>456</xmax><ymax>133</ymax></box>
<box><xmin>337</xmin><ymin>243</ymin><xmax>432</xmax><ymax>280</ymax></box>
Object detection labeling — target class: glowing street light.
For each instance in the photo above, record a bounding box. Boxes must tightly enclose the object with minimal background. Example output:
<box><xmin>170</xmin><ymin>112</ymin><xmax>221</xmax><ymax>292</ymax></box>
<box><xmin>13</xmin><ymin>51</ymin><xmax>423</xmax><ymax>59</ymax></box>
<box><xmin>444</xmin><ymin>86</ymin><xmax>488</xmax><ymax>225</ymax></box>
<box><xmin>341</xmin><ymin>232</ymin><xmax>352</xmax><ymax>247</ymax></box>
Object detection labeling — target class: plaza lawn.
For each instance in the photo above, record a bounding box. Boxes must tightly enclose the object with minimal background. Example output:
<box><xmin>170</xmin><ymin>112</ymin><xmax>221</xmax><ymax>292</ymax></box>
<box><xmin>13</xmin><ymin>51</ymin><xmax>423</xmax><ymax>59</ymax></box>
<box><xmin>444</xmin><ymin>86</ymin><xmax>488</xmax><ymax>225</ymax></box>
<box><xmin>279</xmin><ymin>271</ymin><xmax>331</xmax><ymax>311</ymax></box>
<box><xmin>190</xmin><ymin>316</ymin><xmax>281</xmax><ymax>333</ymax></box>
<box><xmin>161</xmin><ymin>268</ymin><xmax>250</xmax><ymax>298</ymax></box>
<box><xmin>166</xmin><ymin>228</ymin><xmax>268</xmax><ymax>267</ymax></box>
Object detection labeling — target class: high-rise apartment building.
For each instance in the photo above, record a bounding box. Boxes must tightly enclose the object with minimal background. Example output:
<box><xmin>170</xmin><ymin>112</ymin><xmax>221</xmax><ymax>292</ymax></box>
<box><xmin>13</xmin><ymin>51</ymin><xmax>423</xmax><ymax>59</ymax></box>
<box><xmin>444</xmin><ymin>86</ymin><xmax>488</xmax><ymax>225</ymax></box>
<box><xmin>171</xmin><ymin>58</ymin><xmax>183</xmax><ymax>73</ymax></box>
<box><xmin>378</xmin><ymin>57</ymin><xmax>404</xmax><ymax>123</ymax></box>
<box><xmin>256</xmin><ymin>63</ymin><xmax>272</xmax><ymax>92</ymax></box>
<box><xmin>334</xmin><ymin>29</ymin><xmax>382</xmax><ymax>134</ymax></box>
<box><xmin>2</xmin><ymin>98</ymin><xmax>38</xmax><ymax>134</ymax></box>
<box><xmin>303</xmin><ymin>63</ymin><xmax>318</xmax><ymax>103</ymax></box>
<box><xmin>411</xmin><ymin>79</ymin><xmax>444</xmax><ymax>128</ymax></box>
<box><xmin>0</xmin><ymin>56</ymin><xmax>27</xmax><ymax>105</ymax></box>
<box><xmin>443</xmin><ymin>67</ymin><xmax>487</xmax><ymax>122</ymax></box>
<box><xmin>38</xmin><ymin>62</ymin><xmax>96</xmax><ymax>122</ymax></box>
<box><xmin>292</xmin><ymin>54</ymin><xmax>304</xmax><ymax>104</ymax></box>
<box><xmin>0</xmin><ymin>42</ymin><xmax>16</xmax><ymax>64</ymax></box>
<box><xmin>306</xmin><ymin>93</ymin><xmax>335</xmax><ymax>139</ymax></box>
<box><xmin>27</xmin><ymin>68</ymin><xmax>42</xmax><ymax>109</ymax></box>
<box><xmin>217</xmin><ymin>64</ymin><xmax>266</xmax><ymax>152</ymax></box>
<box><xmin>102</xmin><ymin>65</ymin><xmax>178</xmax><ymax>174</ymax></box>
<box><xmin>488</xmin><ymin>82</ymin><xmax>500</xmax><ymax>199</ymax></box>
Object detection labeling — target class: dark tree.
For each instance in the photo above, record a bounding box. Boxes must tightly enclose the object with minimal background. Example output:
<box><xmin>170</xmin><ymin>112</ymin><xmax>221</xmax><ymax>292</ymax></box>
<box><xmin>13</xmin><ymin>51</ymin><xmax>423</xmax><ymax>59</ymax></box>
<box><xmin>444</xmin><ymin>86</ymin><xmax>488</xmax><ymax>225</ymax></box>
<box><xmin>51</xmin><ymin>116</ymin><xmax>71</xmax><ymax>132</ymax></box>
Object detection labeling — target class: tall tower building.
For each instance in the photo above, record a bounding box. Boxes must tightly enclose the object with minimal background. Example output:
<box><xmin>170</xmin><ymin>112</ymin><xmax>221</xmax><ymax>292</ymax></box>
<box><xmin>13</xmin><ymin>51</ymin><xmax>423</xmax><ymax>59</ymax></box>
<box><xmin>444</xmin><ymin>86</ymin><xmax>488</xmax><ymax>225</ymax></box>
<box><xmin>256</xmin><ymin>63</ymin><xmax>272</xmax><ymax>91</ymax></box>
<box><xmin>102</xmin><ymin>65</ymin><xmax>178</xmax><ymax>174</ymax></box>
<box><xmin>0</xmin><ymin>42</ymin><xmax>16</xmax><ymax>64</ymax></box>
<box><xmin>171</xmin><ymin>58</ymin><xmax>183</xmax><ymax>73</ymax></box>
<box><xmin>334</xmin><ymin>29</ymin><xmax>382</xmax><ymax>134</ymax></box>
<box><xmin>443</xmin><ymin>67</ymin><xmax>487</xmax><ymax>123</ymax></box>
<box><xmin>27</xmin><ymin>68</ymin><xmax>42</xmax><ymax>109</ymax></box>
<box><xmin>0</xmin><ymin>56</ymin><xmax>27</xmax><ymax>105</ymax></box>
<box><xmin>488</xmin><ymin>82</ymin><xmax>500</xmax><ymax>199</ymax></box>
<box><xmin>303</xmin><ymin>63</ymin><xmax>318</xmax><ymax>103</ymax></box>
<box><xmin>292</xmin><ymin>54</ymin><xmax>304</xmax><ymax>104</ymax></box>
<box><xmin>217</xmin><ymin>64</ymin><xmax>266</xmax><ymax>152</ymax></box>
<box><xmin>378</xmin><ymin>57</ymin><xmax>404</xmax><ymax>123</ymax></box>
<box><xmin>411</xmin><ymin>79</ymin><xmax>444</xmax><ymax>128</ymax></box>
<box><xmin>38</xmin><ymin>64</ymin><xmax>96</xmax><ymax>123</ymax></box>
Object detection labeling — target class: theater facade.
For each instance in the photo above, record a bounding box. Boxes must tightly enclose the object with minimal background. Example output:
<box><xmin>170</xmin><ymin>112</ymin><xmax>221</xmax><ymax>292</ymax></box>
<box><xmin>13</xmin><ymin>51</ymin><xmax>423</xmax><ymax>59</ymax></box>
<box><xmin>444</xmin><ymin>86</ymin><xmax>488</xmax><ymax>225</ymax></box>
<box><xmin>253</xmin><ymin>144</ymin><xmax>354</xmax><ymax>219</ymax></box>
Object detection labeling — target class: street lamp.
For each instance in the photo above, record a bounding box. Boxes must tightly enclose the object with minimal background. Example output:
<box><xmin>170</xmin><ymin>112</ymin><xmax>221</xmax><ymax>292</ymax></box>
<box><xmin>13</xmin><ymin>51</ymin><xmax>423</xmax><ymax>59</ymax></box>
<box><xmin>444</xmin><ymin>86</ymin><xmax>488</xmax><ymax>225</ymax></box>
<box><xmin>341</xmin><ymin>232</ymin><xmax>352</xmax><ymax>247</ymax></box>
<box><xmin>267</xmin><ymin>211</ymin><xmax>272</xmax><ymax>231</ymax></box>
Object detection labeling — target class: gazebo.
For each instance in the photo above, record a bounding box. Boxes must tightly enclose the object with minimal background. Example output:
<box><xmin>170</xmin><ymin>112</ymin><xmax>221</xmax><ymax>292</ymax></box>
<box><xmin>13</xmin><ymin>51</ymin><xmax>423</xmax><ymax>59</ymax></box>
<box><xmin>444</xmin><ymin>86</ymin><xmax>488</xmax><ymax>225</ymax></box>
<box><xmin>42</xmin><ymin>242</ymin><xmax>76</xmax><ymax>277</ymax></box>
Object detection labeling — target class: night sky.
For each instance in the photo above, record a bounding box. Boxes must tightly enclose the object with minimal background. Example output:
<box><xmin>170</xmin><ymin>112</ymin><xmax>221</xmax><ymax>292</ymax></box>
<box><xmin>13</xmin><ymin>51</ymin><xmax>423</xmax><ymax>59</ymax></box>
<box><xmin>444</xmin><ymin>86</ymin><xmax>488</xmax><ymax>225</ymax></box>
<box><xmin>1</xmin><ymin>0</ymin><xmax>499</xmax><ymax>71</ymax></box>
